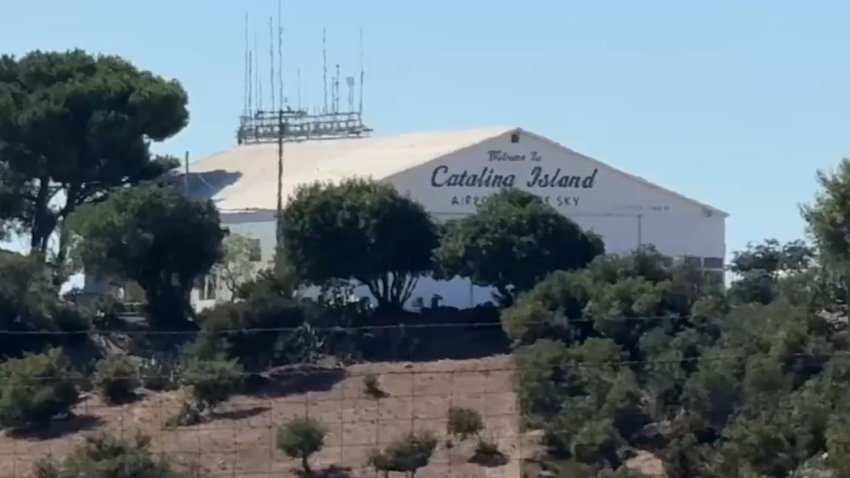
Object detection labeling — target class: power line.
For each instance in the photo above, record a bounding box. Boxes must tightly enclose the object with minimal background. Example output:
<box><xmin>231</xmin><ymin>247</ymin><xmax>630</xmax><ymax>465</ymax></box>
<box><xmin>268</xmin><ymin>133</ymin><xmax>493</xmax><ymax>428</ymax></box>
<box><xmin>0</xmin><ymin>314</ymin><xmax>705</xmax><ymax>336</ymax></box>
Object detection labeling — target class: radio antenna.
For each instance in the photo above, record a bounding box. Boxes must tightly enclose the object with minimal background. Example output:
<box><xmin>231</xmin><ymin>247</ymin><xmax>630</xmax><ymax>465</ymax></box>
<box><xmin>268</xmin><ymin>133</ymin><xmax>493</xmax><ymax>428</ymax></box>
<box><xmin>243</xmin><ymin>12</ymin><xmax>249</xmax><ymax>116</ymax></box>
<box><xmin>255</xmin><ymin>31</ymin><xmax>262</xmax><ymax>113</ymax></box>
<box><xmin>322</xmin><ymin>27</ymin><xmax>328</xmax><ymax>114</ymax></box>
<box><xmin>247</xmin><ymin>50</ymin><xmax>253</xmax><ymax>117</ymax></box>
<box><xmin>268</xmin><ymin>16</ymin><xmax>275</xmax><ymax>112</ymax></box>
<box><xmin>359</xmin><ymin>26</ymin><xmax>365</xmax><ymax>115</ymax></box>
<box><xmin>297</xmin><ymin>67</ymin><xmax>302</xmax><ymax>110</ymax></box>
<box><xmin>334</xmin><ymin>64</ymin><xmax>340</xmax><ymax>113</ymax></box>
<box><xmin>277</xmin><ymin>0</ymin><xmax>283</xmax><ymax>110</ymax></box>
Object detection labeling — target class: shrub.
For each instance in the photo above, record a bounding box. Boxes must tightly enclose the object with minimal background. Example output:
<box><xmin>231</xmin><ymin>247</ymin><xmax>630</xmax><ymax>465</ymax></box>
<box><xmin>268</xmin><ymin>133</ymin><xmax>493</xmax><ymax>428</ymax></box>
<box><xmin>139</xmin><ymin>358</ymin><xmax>180</xmax><ymax>392</ymax></box>
<box><xmin>166</xmin><ymin>400</ymin><xmax>204</xmax><ymax>428</ymax></box>
<box><xmin>33</xmin><ymin>431</ymin><xmax>197</xmax><ymax>478</ymax></box>
<box><xmin>193</xmin><ymin>296</ymin><xmax>309</xmax><ymax>370</ymax></box>
<box><xmin>276</xmin><ymin>416</ymin><xmax>327</xmax><ymax>474</ymax></box>
<box><xmin>178</xmin><ymin>357</ymin><xmax>243</xmax><ymax>413</ymax></box>
<box><xmin>0</xmin><ymin>348</ymin><xmax>78</xmax><ymax>430</ymax></box>
<box><xmin>92</xmin><ymin>354</ymin><xmax>139</xmax><ymax>404</ymax></box>
<box><xmin>367</xmin><ymin>430</ymin><xmax>438</xmax><ymax>477</ymax></box>
<box><xmin>363</xmin><ymin>373</ymin><xmax>385</xmax><ymax>398</ymax></box>
<box><xmin>472</xmin><ymin>438</ymin><xmax>503</xmax><ymax>465</ymax></box>
<box><xmin>447</xmin><ymin>406</ymin><xmax>484</xmax><ymax>442</ymax></box>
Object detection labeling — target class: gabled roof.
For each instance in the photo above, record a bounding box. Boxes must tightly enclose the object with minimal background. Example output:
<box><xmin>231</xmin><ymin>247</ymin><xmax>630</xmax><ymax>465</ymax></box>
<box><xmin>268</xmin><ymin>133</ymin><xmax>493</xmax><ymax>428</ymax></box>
<box><xmin>184</xmin><ymin>126</ymin><xmax>727</xmax><ymax>217</ymax></box>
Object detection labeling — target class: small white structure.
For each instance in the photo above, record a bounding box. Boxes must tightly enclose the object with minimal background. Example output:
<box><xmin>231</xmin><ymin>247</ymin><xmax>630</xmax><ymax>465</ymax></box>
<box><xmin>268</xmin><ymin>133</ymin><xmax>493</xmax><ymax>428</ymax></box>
<box><xmin>185</xmin><ymin>126</ymin><xmax>727</xmax><ymax>310</ymax></box>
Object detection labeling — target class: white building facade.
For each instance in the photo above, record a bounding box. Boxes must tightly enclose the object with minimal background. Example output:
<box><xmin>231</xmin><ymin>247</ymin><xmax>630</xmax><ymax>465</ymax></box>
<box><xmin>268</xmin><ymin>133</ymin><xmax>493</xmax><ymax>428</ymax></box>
<box><xmin>185</xmin><ymin>127</ymin><xmax>726</xmax><ymax>310</ymax></box>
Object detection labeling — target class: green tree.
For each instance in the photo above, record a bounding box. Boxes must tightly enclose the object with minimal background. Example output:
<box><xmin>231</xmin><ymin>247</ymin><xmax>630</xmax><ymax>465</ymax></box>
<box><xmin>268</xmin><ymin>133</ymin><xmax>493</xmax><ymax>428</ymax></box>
<box><xmin>215</xmin><ymin>233</ymin><xmax>261</xmax><ymax>300</ymax></box>
<box><xmin>728</xmin><ymin>239</ymin><xmax>816</xmax><ymax>305</ymax></box>
<box><xmin>0</xmin><ymin>50</ymin><xmax>188</xmax><ymax>274</ymax></box>
<box><xmin>802</xmin><ymin>159</ymin><xmax>850</xmax><ymax>308</ymax></box>
<box><xmin>71</xmin><ymin>184</ymin><xmax>225</xmax><ymax>328</ymax></box>
<box><xmin>436</xmin><ymin>189</ymin><xmax>603</xmax><ymax>305</ymax></box>
<box><xmin>281</xmin><ymin>179</ymin><xmax>438</xmax><ymax>310</ymax></box>
<box><xmin>447</xmin><ymin>406</ymin><xmax>485</xmax><ymax>442</ymax></box>
<box><xmin>276</xmin><ymin>417</ymin><xmax>327</xmax><ymax>475</ymax></box>
<box><xmin>0</xmin><ymin>251</ymin><xmax>89</xmax><ymax>356</ymax></box>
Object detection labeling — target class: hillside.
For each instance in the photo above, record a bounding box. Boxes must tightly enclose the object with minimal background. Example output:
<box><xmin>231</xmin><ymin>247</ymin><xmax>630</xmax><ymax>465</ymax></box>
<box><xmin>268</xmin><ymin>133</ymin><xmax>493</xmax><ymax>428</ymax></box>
<box><xmin>0</xmin><ymin>355</ymin><xmax>520</xmax><ymax>478</ymax></box>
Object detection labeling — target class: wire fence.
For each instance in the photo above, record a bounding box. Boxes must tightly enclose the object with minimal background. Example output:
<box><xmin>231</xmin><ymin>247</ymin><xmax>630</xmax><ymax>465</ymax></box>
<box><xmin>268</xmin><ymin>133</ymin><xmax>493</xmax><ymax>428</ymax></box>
<box><xmin>0</xmin><ymin>319</ymin><xmax>845</xmax><ymax>477</ymax></box>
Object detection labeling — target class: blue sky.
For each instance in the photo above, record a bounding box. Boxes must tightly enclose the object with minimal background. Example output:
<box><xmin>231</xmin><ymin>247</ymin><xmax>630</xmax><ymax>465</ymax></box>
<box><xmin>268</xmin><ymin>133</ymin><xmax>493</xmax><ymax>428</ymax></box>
<box><xmin>2</xmin><ymin>0</ymin><xmax>849</xmax><ymax>258</ymax></box>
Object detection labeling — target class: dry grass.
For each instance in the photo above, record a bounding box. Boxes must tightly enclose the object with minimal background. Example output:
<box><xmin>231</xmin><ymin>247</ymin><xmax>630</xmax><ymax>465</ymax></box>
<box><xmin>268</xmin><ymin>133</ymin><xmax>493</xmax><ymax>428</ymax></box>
<box><xmin>0</xmin><ymin>355</ymin><xmax>520</xmax><ymax>478</ymax></box>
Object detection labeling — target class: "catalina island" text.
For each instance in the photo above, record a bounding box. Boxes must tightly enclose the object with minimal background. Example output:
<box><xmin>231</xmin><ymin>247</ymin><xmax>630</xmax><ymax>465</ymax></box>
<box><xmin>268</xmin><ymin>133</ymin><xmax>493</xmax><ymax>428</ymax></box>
<box><xmin>430</xmin><ymin>165</ymin><xmax>598</xmax><ymax>189</ymax></box>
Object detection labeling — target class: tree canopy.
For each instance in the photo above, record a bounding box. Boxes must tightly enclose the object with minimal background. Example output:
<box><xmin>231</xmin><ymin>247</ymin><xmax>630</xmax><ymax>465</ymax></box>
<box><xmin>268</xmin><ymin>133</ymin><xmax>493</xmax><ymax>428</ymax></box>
<box><xmin>70</xmin><ymin>184</ymin><xmax>224</xmax><ymax>328</ymax></box>
<box><xmin>281</xmin><ymin>178</ymin><xmax>438</xmax><ymax>310</ymax></box>
<box><xmin>0</xmin><ymin>49</ymin><xmax>188</xmax><ymax>273</ymax></box>
<box><xmin>435</xmin><ymin>188</ymin><xmax>604</xmax><ymax>305</ymax></box>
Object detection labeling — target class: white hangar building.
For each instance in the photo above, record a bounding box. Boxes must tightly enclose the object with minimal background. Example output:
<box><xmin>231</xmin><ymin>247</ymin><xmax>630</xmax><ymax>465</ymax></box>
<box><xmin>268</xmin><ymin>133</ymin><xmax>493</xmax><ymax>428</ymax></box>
<box><xmin>185</xmin><ymin>126</ymin><xmax>727</xmax><ymax>309</ymax></box>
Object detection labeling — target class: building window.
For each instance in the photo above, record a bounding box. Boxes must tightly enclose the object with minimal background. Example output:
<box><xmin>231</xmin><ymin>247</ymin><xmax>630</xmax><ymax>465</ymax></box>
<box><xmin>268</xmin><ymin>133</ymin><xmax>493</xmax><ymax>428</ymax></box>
<box><xmin>510</xmin><ymin>133</ymin><xmax>520</xmax><ymax>143</ymax></box>
<box><xmin>199</xmin><ymin>274</ymin><xmax>218</xmax><ymax>301</ymax></box>
<box><xmin>683</xmin><ymin>256</ymin><xmax>701</xmax><ymax>267</ymax></box>
<box><xmin>703</xmin><ymin>257</ymin><xmax>724</xmax><ymax>269</ymax></box>
<box><xmin>704</xmin><ymin>270</ymin><xmax>725</xmax><ymax>286</ymax></box>
<box><xmin>248</xmin><ymin>238</ymin><xmax>262</xmax><ymax>262</ymax></box>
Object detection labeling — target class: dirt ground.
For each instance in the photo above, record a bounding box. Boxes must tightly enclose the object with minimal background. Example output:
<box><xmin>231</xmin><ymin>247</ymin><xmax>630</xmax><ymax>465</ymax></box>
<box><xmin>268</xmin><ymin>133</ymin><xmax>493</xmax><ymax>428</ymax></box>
<box><xmin>0</xmin><ymin>355</ymin><xmax>522</xmax><ymax>478</ymax></box>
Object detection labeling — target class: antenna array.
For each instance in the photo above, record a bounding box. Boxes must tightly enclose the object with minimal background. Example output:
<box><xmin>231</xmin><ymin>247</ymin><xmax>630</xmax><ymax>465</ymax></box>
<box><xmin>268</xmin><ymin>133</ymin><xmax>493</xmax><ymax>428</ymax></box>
<box><xmin>239</xmin><ymin>8</ymin><xmax>369</xmax><ymax>144</ymax></box>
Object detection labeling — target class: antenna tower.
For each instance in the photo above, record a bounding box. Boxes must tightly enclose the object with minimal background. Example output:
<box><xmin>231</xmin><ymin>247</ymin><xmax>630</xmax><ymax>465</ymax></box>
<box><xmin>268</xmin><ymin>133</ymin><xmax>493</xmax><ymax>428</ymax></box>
<box><xmin>243</xmin><ymin>12</ymin><xmax>249</xmax><ymax>116</ymax></box>
<box><xmin>277</xmin><ymin>0</ymin><xmax>283</xmax><ymax>110</ymax></box>
<box><xmin>269</xmin><ymin>17</ymin><xmax>275</xmax><ymax>112</ymax></box>
<box><xmin>237</xmin><ymin>20</ymin><xmax>371</xmax><ymax>144</ymax></box>
<box><xmin>255</xmin><ymin>31</ymin><xmax>262</xmax><ymax>112</ymax></box>
<box><xmin>297</xmin><ymin>68</ymin><xmax>302</xmax><ymax>110</ymax></box>
<box><xmin>359</xmin><ymin>27</ymin><xmax>365</xmax><ymax>115</ymax></box>
<box><xmin>334</xmin><ymin>64</ymin><xmax>340</xmax><ymax>113</ymax></box>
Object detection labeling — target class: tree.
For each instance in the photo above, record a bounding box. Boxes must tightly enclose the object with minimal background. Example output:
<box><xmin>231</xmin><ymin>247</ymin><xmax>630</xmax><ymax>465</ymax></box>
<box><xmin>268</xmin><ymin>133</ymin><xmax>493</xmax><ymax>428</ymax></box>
<box><xmin>281</xmin><ymin>179</ymin><xmax>438</xmax><ymax>310</ymax></box>
<box><xmin>447</xmin><ymin>406</ymin><xmax>485</xmax><ymax>442</ymax></box>
<box><xmin>215</xmin><ymin>233</ymin><xmax>261</xmax><ymax>300</ymax></box>
<box><xmin>802</xmin><ymin>159</ymin><xmax>850</xmax><ymax>307</ymax></box>
<box><xmin>728</xmin><ymin>239</ymin><xmax>817</xmax><ymax>305</ymax></box>
<box><xmin>276</xmin><ymin>417</ymin><xmax>327</xmax><ymax>475</ymax></box>
<box><xmin>0</xmin><ymin>50</ymin><xmax>188</xmax><ymax>274</ymax></box>
<box><xmin>435</xmin><ymin>189</ymin><xmax>603</xmax><ymax>305</ymax></box>
<box><xmin>0</xmin><ymin>251</ymin><xmax>90</xmax><ymax>356</ymax></box>
<box><xmin>71</xmin><ymin>184</ymin><xmax>225</xmax><ymax>328</ymax></box>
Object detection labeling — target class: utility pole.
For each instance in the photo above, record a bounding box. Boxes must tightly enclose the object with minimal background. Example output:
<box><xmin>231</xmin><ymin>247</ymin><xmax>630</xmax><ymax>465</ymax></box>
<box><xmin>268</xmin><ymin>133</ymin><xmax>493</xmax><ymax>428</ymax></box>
<box><xmin>275</xmin><ymin>109</ymin><xmax>284</xmax><ymax>247</ymax></box>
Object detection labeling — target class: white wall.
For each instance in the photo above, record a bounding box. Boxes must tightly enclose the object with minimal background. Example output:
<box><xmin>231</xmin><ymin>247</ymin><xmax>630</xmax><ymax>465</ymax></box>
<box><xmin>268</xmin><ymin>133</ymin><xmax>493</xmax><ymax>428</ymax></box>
<box><xmin>206</xmin><ymin>130</ymin><xmax>726</xmax><ymax>310</ymax></box>
<box><xmin>388</xmin><ymin>130</ymin><xmax>726</xmax><ymax>308</ymax></box>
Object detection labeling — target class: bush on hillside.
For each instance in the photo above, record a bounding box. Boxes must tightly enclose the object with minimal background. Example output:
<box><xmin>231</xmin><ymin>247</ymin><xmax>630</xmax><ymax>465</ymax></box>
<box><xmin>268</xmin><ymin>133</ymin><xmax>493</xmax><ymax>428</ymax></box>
<box><xmin>447</xmin><ymin>406</ymin><xmax>484</xmax><ymax>442</ymax></box>
<box><xmin>367</xmin><ymin>430</ymin><xmax>438</xmax><ymax>477</ymax></box>
<box><xmin>178</xmin><ymin>357</ymin><xmax>243</xmax><ymax>414</ymax></box>
<box><xmin>33</xmin><ymin>431</ymin><xmax>199</xmax><ymax>478</ymax></box>
<box><xmin>276</xmin><ymin>417</ymin><xmax>327</xmax><ymax>475</ymax></box>
<box><xmin>0</xmin><ymin>348</ymin><xmax>79</xmax><ymax>430</ymax></box>
<box><xmin>92</xmin><ymin>354</ymin><xmax>139</xmax><ymax>404</ymax></box>
<box><xmin>363</xmin><ymin>373</ymin><xmax>386</xmax><ymax>398</ymax></box>
<box><xmin>193</xmin><ymin>295</ymin><xmax>313</xmax><ymax>370</ymax></box>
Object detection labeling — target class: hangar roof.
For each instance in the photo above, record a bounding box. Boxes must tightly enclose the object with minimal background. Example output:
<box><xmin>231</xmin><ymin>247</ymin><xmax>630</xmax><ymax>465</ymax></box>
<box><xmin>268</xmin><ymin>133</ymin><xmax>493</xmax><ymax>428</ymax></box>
<box><xmin>182</xmin><ymin>126</ymin><xmax>728</xmax><ymax>217</ymax></box>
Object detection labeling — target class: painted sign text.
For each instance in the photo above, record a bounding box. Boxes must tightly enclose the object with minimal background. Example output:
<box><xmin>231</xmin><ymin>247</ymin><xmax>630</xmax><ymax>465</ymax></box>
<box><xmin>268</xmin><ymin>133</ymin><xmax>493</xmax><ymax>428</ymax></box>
<box><xmin>430</xmin><ymin>166</ymin><xmax>598</xmax><ymax>189</ymax></box>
